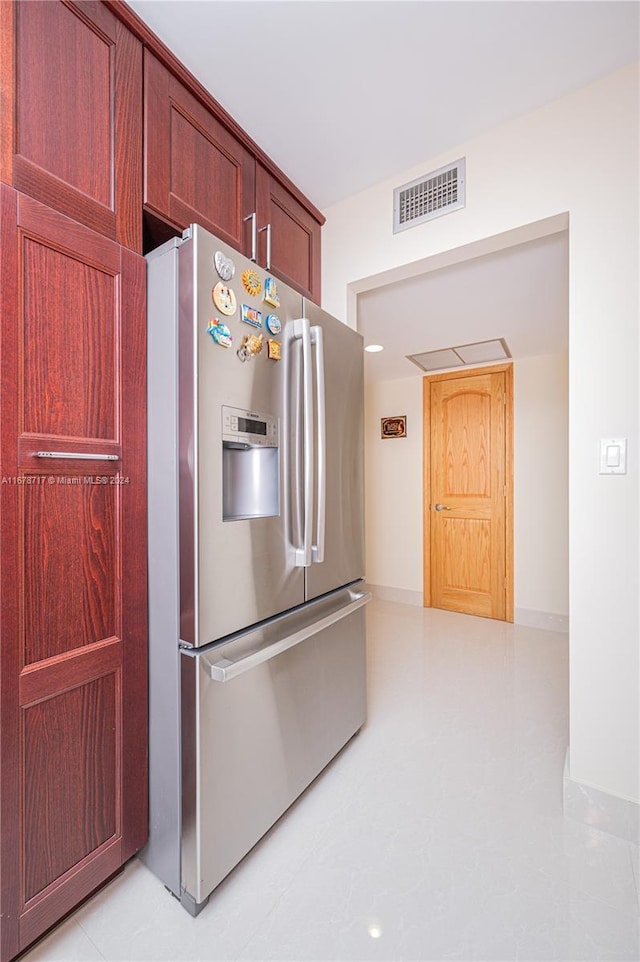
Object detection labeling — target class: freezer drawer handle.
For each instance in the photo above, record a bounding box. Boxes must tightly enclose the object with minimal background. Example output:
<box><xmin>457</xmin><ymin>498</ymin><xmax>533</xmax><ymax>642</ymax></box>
<box><xmin>208</xmin><ymin>590</ymin><xmax>372</xmax><ymax>682</ymax></box>
<box><xmin>34</xmin><ymin>451</ymin><xmax>120</xmax><ymax>461</ymax></box>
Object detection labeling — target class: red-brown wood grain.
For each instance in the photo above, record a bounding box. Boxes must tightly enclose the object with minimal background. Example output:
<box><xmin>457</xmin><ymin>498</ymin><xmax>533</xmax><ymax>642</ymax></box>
<box><xmin>23</xmin><ymin>674</ymin><xmax>118</xmax><ymax>900</ymax></box>
<box><xmin>22</xmin><ymin>241</ymin><xmax>117</xmax><ymax>440</ymax></box>
<box><xmin>117</xmin><ymin>241</ymin><xmax>148</xmax><ymax>862</ymax></box>
<box><xmin>19</xmin><ymin>636</ymin><xmax>121</xmax><ymax>708</ymax></box>
<box><xmin>0</xmin><ymin>184</ymin><xmax>22</xmax><ymax>962</ymax></box>
<box><xmin>144</xmin><ymin>51</ymin><xmax>256</xmax><ymax>256</ymax></box>
<box><xmin>0</xmin><ymin>186</ymin><xmax>147</xmax><ymax>961</ymax></box>
<box><xmin>23</xmin><ymin>484</ymin><xmax>117</xmax><ymax>664</ymax></box>
<box><xmin>2</xmin><ymin>1</ymin><xmax>142</xmax><ymax>251</ymax></box>
<box><xmin>256</xmin><ymin>165</ymin><xmax>322</xmax><ymax>303</ymax></box>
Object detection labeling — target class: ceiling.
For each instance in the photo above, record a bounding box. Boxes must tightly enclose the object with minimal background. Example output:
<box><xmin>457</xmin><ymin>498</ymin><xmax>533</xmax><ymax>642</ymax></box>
<box><xmin>128</xmin><ymin>1</ymin><xmax>635</xmax><ymax>381</ymax></box>
<box><xmin>128</xmin><ymin>0</ymin><xmax>638</xmax><ymax>210</ymax></box>
<box><xmin>357</xmin><ymin>230</ymin><xmax>569</xmax><ymax>382</ymax></box>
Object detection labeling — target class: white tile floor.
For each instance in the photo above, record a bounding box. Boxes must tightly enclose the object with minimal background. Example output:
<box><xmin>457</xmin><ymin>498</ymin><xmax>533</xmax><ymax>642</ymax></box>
<box><xmin>23</xmin><ymin>600</ymin><xmax>640</xmax><ymax>961</ymax></box>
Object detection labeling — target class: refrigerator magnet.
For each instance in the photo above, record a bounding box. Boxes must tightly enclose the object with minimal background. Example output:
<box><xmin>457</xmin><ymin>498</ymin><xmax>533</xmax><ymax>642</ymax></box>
<box><xmin>212</xmin><ymin>282</ymin><xmax>237</xmax><ymax>316</ymax></box>
<box><xmin>237</xmin><ymin>333</ymin><xmax>264</xmax><ymax>361</ymax></box>
<box><xmin>214</xmin><ymin>251</ymin><xmax>235</xmax><ymax>281</ymax></box>
<box><xmin>264</xmin><ymin>313</ymin><xmax>281</xmax><ymax>336</ymax></box>
<box><xmin>267</xmin><ymin>339</ymin><xmax>281</xmax><ymax>361</ymax></box>
<box><xmin>241</xmin><ymin>268</ymin><xmax>262</xmax><ymax>297</ymax></box>
<box><xmin>263</xmin><ymin>277</ymin><xmax>280</xmax><ymax>307</ymax></box>
<box><xmin>206</xmin><ymin>318</ymin><xmax>233</xmax><ymax>348</ymax></box>
<box><xmin>241</xmin><ymin>304</ymin><xmax>262</xmax><ymax>328</ymax></box>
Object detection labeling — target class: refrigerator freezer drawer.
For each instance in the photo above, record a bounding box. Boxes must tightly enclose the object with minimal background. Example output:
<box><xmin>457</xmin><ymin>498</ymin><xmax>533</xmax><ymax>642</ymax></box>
<box><xmin>180</xmin><ymin>583</ymin><xmax>370</xmax><ymax>912</ymax></box>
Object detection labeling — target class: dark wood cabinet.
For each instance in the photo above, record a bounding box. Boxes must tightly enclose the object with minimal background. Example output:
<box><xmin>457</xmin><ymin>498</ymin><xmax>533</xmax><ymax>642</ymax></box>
<box><xmin>142</xmin><ymin>52</ymin><xmax>322</xmax><ymax>301</ymax></box>
<box><xmin>144</xmin><ymin>52</ymin><xmax>256</xmax><ymax>255</ymax></box>
<box><xmin>0</xmin><ymin>186</ymin><xmax>148</xmax><ymax>962</ymax></box>
<box><xmin>256</xmin><ymin>164</ymin><xmax>322</xmax><ymax>302</ymax></box>
<box><xmin>0</xmin><ymin>0</ymin><xmax>142</xmax><ymax>251</ymax></box>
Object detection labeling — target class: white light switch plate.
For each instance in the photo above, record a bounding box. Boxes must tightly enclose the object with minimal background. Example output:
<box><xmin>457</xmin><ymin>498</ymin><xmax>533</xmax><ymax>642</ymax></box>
<box><xmin>599</xmin><ymin>438</ymin><xmax>627</xmax><ymax>474</ymax></box>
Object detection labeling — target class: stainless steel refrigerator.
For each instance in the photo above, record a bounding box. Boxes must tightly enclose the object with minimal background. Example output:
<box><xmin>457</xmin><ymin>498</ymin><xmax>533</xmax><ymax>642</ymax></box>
<box><xmin>142</xmin><ymin>224</ymin><xmax>369</xmax><ymax>915</ymax></box>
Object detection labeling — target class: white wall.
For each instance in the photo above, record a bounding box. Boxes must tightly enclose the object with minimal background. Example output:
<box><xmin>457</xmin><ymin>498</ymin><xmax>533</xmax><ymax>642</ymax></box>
<box><xmin>364</xmin><ymin>378</ymin><xmax>423</xmax><ymax>598</ymax></box>
<box><xmin>322</xmin><ymin>63</ymin><xmax>639</xmax><ymax>804</ymax></box>
<box><xmin>514</xmin><ymin>353</ymin><xmax>569</xmax><ymax>621</ymax></box>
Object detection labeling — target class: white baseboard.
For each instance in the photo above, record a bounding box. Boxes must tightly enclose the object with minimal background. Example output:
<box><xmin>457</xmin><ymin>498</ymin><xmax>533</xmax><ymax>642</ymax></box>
<box><xmin>563</xmin><ymin>751</ymin><xmax>639</xmax><ymax>844</ymax></box>
<box><xmin>515</xmin><ymin>607</ymin><xmax>569</xmax><ymax>633</ymax></box>
<box><xmin>365</xmin><ymin>584</ymin><xmax>423</xmax><ymax>607</ymax></box>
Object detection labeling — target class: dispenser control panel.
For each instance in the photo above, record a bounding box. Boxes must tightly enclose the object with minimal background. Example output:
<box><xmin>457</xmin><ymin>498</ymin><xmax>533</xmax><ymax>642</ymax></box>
<box><xmin>222</xmin><ymin>406</ymin><xmax>278</xmax><ymax>447</ymax></box>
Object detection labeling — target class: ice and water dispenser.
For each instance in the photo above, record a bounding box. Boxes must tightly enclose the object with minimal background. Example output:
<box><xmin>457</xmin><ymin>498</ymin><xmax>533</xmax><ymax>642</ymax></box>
<box><xmin>222</xmin><ymin>405</ymin><xmax>279</xmax><ymax>521</ymax></box>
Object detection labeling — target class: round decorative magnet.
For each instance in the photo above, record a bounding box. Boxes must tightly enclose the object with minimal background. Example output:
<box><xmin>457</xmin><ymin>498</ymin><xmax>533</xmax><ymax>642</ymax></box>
<box><xmin>206</xmin><ymin>318</ymin><xmax>233</xmax><ymax>348</ymax></box>
<box><xmin>214</xmin><ymin>251</ymin><xmax>235</xmax><ymax>282</ymax></box>
<box><xmin>212</xmin><ymin>282</ymin><xmax>237</xmax><ymax>316</ymax></box>
<box><xmin>265</xmin><ymin>313</ymin><xmax>281</xmax><ymax>336</ymax></box>
<box><xmin>241</xmin><ymin>268</ymin><xmax>262</xmax><ymax>297</ymax></box>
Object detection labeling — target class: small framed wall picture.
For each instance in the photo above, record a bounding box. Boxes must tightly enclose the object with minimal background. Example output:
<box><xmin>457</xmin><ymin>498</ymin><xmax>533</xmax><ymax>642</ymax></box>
<box><xmin>381</xmin><ymin>415</ymin><xmax>407</xmax><ymax>439</ymax></box>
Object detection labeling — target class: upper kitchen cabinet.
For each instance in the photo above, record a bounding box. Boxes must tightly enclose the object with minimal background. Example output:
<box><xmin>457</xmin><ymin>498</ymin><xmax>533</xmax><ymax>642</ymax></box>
<box><xmin>0</xmin><ymin>0</ymin><xmax>143</xmax><ymax>252</ymax></box>
<box><xmin>256</xmin><ymin>164</ymin><xmax>321</xmax><ymax>302</ymax></box>
<box><xmin>142</xmin><ymin>50</ymin><xmax>323</xmax><ymax>302</ymax></box>
<box><xmin>143</xmin><ymin>52</ymin><xmax>256</xmax><ymax>256</ymax></box>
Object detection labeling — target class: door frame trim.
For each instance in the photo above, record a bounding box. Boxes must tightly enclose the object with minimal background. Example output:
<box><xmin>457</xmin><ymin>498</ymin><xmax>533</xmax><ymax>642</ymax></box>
<box><xmin>422</xmin><ymin>362</ymin><xmax>514</xmax><ymax>621</ymax></box>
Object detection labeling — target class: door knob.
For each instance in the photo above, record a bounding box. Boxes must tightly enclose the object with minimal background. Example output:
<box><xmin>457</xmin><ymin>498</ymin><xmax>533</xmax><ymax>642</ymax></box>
<box><xmin>434</xmin><ymin>503</ymin><xmax>451</xmax><ymax>511</ymax></box>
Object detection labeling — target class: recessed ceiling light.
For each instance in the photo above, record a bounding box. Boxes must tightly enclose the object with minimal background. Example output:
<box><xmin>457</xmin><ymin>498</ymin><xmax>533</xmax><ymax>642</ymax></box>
<box><xmin>364</xmin><ymin>344</ymin><xmax>384</xmax><ymax>353</ymax></box>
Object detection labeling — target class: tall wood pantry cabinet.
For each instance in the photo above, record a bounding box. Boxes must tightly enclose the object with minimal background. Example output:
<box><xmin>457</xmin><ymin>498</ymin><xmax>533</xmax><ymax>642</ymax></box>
<box><xmin>0</xmin><ymin>2</ymin><xmax>147</xmax><ymax>959</ymax></box>
<box><xmin>0</xmin><ymin>1</ymin><xmax>326</xmax><ymax>958</ymax></box>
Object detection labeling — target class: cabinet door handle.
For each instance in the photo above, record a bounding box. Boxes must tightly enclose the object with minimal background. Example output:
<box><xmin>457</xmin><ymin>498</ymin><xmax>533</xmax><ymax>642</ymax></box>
<box><xmin>259</xmin><ymin>224</ymin><xmax>272</xmax><ymax>270</ymax></box>
<box><xmin>34</xmin><ymin>451</ymin><xmax>120</xmax><ymax>461</ymax></box>
<box><xmin>244</xmin><ymin>213</ymin><xmax>257</xmax><ymax>262</ymax></box>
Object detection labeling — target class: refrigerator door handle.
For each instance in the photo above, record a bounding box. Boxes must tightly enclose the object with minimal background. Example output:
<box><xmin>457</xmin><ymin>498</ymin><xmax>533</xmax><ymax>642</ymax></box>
<box><xmin>207</xmin><ymin>590</ymin><xmax>372</xmax><ymax>682</ymax></box>
<box><xmin>310</xmin><ymin>325</ymin><xmax>326</xmax><ymax>564</ymax></box>
<box><xmin>293</xmin><ymin>318</ymin><xmax>313</xmax><ymax>567</ymax></box>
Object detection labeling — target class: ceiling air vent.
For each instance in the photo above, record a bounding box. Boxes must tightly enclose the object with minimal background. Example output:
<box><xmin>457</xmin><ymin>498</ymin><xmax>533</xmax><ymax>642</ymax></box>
<box><xmin>407</xmin><ymin>338</ymin><xmax>511</xmax><ymax>373</ymax></box>
<box><xmin>393</xmin><ymin>158</ymin><xmax>465</xmax><ymax>234</ymax></box>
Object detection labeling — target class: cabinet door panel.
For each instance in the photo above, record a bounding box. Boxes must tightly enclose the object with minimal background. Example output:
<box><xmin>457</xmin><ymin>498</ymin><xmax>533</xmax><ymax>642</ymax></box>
<box><xmin>24</xmin><ymin>484</ymin><xmax>117</xmax><ymax>665</ymax></box>
<box><xmin>23</xmin><ymin>674</ymin><xmax>118</xmax><ymax>901</ymax></box>
<box><xmin>0</xmin><ymin>187</ymin><xmax>147</xmax><ymax>961</ymax></box>
<box><xmin>256</xmin><ymin>165</ymin><xmax>321</xmax><ymax>303</ymax></box>
<box><xmin>144</xmin><ymin>52</ymin><xmax>255</xmax><ymax>254</ymax></box>
<box><xmin>1</xmin><ymin>1</ymin><xmax>142</xmax><ymax>251</ymax></box>
<box><xmin>22</xmin><ymin>240</ymin><xmax>117</xmax><ymax>439</ymax></box>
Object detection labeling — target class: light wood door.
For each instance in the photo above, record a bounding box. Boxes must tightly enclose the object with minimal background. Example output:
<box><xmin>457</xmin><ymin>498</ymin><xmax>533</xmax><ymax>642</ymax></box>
<box><xmin>0</xmin><ymin>187</ymin><xmax>148</xmax><ymax>961</ymax></box>
<box><xmin>427</xmin><ymin>367</ymin><xmax>512</xmax><ymax>620</ymax></box>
